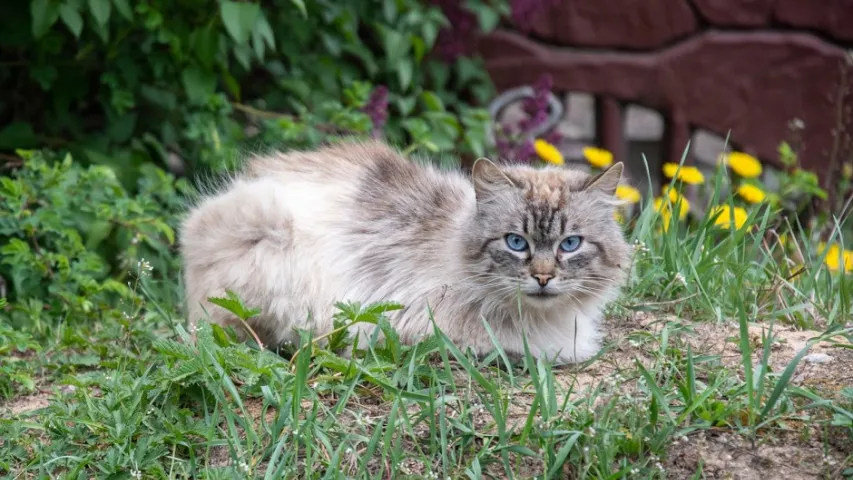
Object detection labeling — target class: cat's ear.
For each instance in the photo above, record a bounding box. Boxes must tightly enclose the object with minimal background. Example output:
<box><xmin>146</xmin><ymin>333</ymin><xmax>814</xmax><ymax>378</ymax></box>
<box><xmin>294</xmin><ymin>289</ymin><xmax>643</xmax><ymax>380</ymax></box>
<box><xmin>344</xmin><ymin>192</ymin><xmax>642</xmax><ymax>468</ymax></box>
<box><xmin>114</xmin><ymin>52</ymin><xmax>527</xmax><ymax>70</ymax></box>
<box><xmin>471</xmin><ymin>158</ymin><xmax>515</xmax><ymax>199</ymax></box>
<box><xmin>582</xmin><ymin>162</ymin><xmax>623</xmax><ymax>196</ymax></box>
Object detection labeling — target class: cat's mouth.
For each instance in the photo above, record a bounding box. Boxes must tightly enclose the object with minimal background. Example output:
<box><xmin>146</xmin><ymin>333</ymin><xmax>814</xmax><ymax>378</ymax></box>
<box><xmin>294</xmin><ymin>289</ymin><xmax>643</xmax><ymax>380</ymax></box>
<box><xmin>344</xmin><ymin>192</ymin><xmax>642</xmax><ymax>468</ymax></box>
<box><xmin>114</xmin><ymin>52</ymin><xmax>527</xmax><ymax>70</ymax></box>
<box><xmin>526</xmin><ymin>290</ymin><xmax>558</xmax><ymax>298</ymax></box>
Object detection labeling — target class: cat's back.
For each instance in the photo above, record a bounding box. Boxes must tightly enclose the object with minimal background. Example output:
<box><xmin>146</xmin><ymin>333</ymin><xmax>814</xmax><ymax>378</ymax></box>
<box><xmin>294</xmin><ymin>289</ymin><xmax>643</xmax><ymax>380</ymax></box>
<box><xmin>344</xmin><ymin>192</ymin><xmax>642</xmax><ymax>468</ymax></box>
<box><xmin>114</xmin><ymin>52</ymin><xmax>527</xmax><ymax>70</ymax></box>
<box><xmin>245</xmin><ymin>139</ymin><xmax>421</xmax><ymax>184</ymax></box>
<box><xmin>246</xmin><ymin>139</ymin><xmax>474</xmax><ymax>225</ymax></box>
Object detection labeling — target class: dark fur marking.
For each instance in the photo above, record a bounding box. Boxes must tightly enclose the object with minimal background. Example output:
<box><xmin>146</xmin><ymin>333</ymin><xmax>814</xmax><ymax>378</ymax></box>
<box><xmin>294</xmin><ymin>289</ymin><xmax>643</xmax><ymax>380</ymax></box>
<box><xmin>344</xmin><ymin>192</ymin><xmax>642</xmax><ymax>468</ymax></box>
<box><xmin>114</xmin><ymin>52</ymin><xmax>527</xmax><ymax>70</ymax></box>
<box><xmin>545</xmin><ymin>208</ymin><xmax>556</xmax><ymax>235</ymax></box>
<box><xmin>489</xmin><ymin>249</ymin><xmax>521</xmax><ymax>267</ymax></box>
<box><xmin>479</xmin><ymin>237</ymin><xmax>502</xmax><ymax>254</ymax></box>
<box><xmin>587</xmin><ymin>240</ymin><xmax>613</xmax><ymax>267</ymax></box>
<box><xmin>564</xmin><ymin>253</ymin><xmax>592</xmax><ymax>270</ymax></box>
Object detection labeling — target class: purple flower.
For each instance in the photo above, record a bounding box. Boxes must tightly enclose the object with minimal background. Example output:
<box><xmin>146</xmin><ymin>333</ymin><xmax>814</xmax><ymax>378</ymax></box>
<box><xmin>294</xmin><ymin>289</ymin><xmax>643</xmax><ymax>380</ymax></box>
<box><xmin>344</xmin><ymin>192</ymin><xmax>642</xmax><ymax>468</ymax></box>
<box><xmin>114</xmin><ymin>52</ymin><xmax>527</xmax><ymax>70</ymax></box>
<box><xmin>511</xmin><ymin>0</ymin><xmax>560</xmax><ymax>33</ymax></box>
<box><xmin>430</xmin><ymin>0</ymin><xmax>477</xmax><ymax>62</ymax></box>
<box><xmin>493</xmin><ymin>72</ymin><xmax>561</xmax><ymax>164</ymax></box>
<box><xmin>515</xmin><ymin>138</ymin><xmax>536</xmax><ymax>163</ymax></box>
<box><xmin>362</xmin><ymin>85</ymin><xmax>389</xmax><ymax>138</ymax></box>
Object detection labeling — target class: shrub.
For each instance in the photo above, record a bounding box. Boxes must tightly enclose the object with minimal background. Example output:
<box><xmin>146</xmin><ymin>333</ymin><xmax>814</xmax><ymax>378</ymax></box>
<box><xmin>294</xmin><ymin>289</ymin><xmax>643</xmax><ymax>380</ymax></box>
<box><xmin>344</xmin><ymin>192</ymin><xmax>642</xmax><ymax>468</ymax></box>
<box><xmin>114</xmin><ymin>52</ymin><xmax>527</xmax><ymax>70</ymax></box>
<box><xmin>0</xmin><ymin>0</ymin><xmax>504</xmax><ymax>180</ymax></box>
<box><xmin>0</xmin><ymin>0</ymin><xmax>507</xmax><ymax>397</ymax></box>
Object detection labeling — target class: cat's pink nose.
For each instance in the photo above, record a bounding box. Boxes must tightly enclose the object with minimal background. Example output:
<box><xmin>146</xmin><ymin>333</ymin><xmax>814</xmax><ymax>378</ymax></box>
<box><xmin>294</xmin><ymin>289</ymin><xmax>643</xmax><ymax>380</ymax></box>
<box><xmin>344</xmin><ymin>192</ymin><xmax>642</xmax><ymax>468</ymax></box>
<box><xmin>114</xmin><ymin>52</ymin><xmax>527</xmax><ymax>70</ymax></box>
<box><xmin>532</xmin><ymin>274</ymin><xmax>553</xmax><ymax>287</ymax></box>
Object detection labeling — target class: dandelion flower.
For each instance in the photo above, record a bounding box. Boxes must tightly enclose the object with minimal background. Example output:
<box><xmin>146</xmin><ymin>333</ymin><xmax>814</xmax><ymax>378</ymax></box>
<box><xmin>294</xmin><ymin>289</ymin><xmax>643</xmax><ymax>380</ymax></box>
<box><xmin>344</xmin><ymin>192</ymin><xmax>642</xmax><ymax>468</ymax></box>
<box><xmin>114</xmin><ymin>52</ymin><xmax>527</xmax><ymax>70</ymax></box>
<box><xmin>615</xmin><ymin>185</ymin><xmax>641</xmax><ymax>204</ymax></box>
<box><xmin>614</xmin><ymin>210</ymin><xmax>625</xmax><ymax>223</ymax></box>
<box><xmin>657</xmin><ymin>187</ymin><xmax>690</xmax><ymax>219</ymax></box>
<box><xmin>821</xmin><ymin>243</ymin><xmax>853</xmax><ymax>273</ymax></box>
<box><xmin>710</xmin><ymin>205</ymin><xmax>749</xmax><ymax>230</ymax></box>
<box><xmin>653</xmin><ymin>199</ymin><xmax>674</xmax><ymax>232</ymax></box>
<box><xmin>583</xmin><ymin>147</ymin><xmax>613</xmax><ymax>168</ymax></box>
<box><xmin>736</xmin><ymin>184</ymin><xmax>766</xmax><ymax>203</ymax></box>
<box><xmin>534</xmin><ymin>139</ymin><xmax>564</xmax><ymax>166</ymax></box>
<box><xmin>725</xmin><ymin>152</ymin><xmax>762</xmax><ymax>178</ymax></box>
<box><xmin>662</xmin><ymin>163</ymin><xmax>705</xmax><ymax>184</ymax></box>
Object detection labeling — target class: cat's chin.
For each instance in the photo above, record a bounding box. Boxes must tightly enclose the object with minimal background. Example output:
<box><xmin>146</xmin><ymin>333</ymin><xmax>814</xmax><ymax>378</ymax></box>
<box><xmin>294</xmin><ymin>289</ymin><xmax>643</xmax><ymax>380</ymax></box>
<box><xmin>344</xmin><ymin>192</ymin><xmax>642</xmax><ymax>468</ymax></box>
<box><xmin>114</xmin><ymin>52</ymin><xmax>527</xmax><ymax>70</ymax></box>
<box><xmin>522</xmin><ymin>292</ymin><xmax>564</xmax><ymax>307</ymax></box>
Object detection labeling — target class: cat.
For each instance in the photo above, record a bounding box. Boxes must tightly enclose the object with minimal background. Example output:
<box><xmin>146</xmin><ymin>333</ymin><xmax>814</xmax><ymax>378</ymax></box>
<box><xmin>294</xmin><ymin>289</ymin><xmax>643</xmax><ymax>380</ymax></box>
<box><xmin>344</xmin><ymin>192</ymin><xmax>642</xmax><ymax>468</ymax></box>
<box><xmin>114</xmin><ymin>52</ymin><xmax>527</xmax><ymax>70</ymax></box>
<box><xmin>180</xmin><ymin>139</ymin><xmax>630</xmax><ymax>364</ymax></box>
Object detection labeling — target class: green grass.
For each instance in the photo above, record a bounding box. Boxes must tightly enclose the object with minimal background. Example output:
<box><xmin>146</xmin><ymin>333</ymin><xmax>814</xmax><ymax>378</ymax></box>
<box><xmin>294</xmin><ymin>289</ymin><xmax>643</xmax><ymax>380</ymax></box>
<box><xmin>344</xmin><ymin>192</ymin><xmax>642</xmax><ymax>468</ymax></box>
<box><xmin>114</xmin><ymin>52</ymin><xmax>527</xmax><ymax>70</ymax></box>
<box><xmin>2</xmin><ymin>157</ymin><xmax>853</xmax><ymax>479</ymax></box>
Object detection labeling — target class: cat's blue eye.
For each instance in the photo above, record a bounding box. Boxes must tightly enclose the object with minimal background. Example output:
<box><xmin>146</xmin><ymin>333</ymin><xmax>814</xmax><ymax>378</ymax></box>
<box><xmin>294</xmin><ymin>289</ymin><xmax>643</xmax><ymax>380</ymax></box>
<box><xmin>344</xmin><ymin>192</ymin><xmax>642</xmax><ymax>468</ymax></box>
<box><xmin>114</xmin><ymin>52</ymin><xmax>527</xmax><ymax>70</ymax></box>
<box><xmin>559</xmin><ymin>235</ymin><xmax>583</xmax><ymax>253</ymax></box>
<box><xmin>505</xmin><ymin>233</ymin><xmax>529</xmax><ymax>252</ymax></box>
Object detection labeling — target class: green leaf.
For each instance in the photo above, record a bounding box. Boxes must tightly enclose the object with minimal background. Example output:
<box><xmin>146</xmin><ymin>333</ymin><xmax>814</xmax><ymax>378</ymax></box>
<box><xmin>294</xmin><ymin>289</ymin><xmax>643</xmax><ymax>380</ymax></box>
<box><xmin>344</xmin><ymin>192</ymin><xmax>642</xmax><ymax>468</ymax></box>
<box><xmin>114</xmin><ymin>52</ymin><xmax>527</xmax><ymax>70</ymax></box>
<box><xmin>420</xmin><ymin>91</ymin><xmax>445</xmax><ymax>112</ymax></box>
<box><xmin>30</xmin><ymin>64</ymin><xmax>58</xmax><ymax>90</ymax></box>
<box><xmin>140</xmin><ymin>85</ymin><xmax>176</xmax><ymax>111</ymax></box>
<box><xmin>208</xmin><ymin>289</ymin><xmax>261</xmax><ymax>321</ymax></box>
<box><xmin>181</xmin><ymin>65</ymin><xmax>216</xmax><ymax>105</ymax></box>
<box><xmin>471</xmin><ymin>4</ymin><xmax>501</xmax><ymax>31</ymax></box>
<box><xmin>402</xmin><ymin>118</ymin><xmax>429</xmax><ymax>140</ymax></box>
<box><xmin>290</xmin><ymin>0</ymin><xmax>307</xmax><ymax>17</ymax></box>
<box><xmin>0</xmin><ymin>122</ymin><xmax>38</xmax><ymax>149</ymax></box>
<box><xmin>220</xmin><ymin>1</ymin><xmax>260</xmax><ymax>45</ymax></box>
<box><xmin>31</xmin><ymin>0</ymin><xmax>60</xmax><ymax>38</ymax></box>
<box><xmin>233</xmin><ymin>43</ymin><xmax>252</xmax><ymax>70</ymax></box>
<box><xmin>382</xmin><ymin>0</ymin><xmax>397</xmax><ymax>22</ymax></box>
<box><xmin>190</xmin><ymin>25</ymin><xmax>219</xmax><ymax>68</ymax></box>
<box><xmin>422</xmin><ymin>19</ymin><xmax>439</xmax><ymax>49</ymax></box>
<box><xmin>759</xmin><ymin>338</ymin><xmax>815</xmax><ymax>421</ymax></box>
<box><xmin>112</xmin><ymin>0</ymin><xmax>133</xmax><ymax>20</ymax></box>
<box><xmin>255</xmin><ymin>13</ymin><xmax>275</xmax><ymax>51</ymax></box>
<box><xmin>88</xmin><ymin>0</ymin><xmax>111</xmax><ymax>27</ymax></box>
<box><xmin>381</xmin><ymin>28</ymin><xmax>408</xmax><ymax>63</ymax></box>
<box><xmin>221</xmin><ymin>70</ymin><xmax>241</xmax><ymax>101</ymax></box>
<box><xmin>59</xmin><ymin>4</ymin><xmax>84</xmax><ymax>37</ymax></box>
<box><xmin>153</xmin><ymin>219</ymin><xmax>175</xmax><ymax>244</ymax></box>
<box><xmin>397</xmin><ymin>58</ymin><xmax>413</xmax><ymax>91</ymax></box>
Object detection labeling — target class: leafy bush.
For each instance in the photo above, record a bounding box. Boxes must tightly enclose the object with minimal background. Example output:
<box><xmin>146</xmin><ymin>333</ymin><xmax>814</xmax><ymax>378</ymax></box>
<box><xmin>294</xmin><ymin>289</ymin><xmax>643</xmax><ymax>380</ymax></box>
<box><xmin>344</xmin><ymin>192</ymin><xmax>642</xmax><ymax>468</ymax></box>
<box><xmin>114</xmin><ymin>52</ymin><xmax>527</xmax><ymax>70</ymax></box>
<box><xmin>0</xmin><ymin>0</ymin><xmax>503</xmax><ymax>180</ymax></box>
<box><xmin>0</xmin><ymin>149</ymin><xmax>186</xmax><ymax>317</ymax></box>
<box><xmin>0</xmin><ymin>0</ymin><xmax>507</xmax><ymax>398</ymax></box>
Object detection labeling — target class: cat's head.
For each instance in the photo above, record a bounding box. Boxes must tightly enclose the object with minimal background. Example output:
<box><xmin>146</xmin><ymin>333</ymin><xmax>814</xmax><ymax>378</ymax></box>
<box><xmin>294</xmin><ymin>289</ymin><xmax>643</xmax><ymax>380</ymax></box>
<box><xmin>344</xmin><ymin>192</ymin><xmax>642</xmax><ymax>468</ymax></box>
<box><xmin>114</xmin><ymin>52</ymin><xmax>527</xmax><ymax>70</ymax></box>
<box><xmin>464</xmin><ymin>159</ymin><xmax>630</xmax><ymax>309</ymax></box>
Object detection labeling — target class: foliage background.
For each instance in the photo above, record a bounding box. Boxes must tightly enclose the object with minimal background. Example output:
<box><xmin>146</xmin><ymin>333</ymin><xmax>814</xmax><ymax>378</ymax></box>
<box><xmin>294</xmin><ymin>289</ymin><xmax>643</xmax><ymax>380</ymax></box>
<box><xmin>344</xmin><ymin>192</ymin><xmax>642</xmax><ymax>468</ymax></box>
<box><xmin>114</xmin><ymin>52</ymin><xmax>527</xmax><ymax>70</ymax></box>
<box><xmin>0</xmin><ymin>0</ymin><xmax>508</xmax><ymax>323</ymax></box>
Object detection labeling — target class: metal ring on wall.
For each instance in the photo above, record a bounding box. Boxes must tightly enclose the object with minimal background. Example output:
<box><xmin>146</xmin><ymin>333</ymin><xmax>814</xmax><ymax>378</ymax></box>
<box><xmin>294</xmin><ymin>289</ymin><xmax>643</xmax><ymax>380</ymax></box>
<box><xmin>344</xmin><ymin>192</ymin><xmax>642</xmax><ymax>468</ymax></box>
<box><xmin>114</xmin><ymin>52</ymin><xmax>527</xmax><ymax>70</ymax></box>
<box><xmin>486</xmin><ymin>85</ymin><xmax>564</xmax><ymax>146</ymax></box>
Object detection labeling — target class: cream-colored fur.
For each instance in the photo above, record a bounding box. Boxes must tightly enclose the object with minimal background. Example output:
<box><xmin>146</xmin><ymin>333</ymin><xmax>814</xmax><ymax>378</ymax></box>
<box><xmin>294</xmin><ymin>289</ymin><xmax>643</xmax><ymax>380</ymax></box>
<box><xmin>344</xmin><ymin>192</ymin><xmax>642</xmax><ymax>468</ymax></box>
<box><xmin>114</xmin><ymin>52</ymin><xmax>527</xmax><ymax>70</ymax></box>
<box><xmin>181</xmin><ymin>140</ymin><xmax>630</xmax><ymax>363</ymax></box>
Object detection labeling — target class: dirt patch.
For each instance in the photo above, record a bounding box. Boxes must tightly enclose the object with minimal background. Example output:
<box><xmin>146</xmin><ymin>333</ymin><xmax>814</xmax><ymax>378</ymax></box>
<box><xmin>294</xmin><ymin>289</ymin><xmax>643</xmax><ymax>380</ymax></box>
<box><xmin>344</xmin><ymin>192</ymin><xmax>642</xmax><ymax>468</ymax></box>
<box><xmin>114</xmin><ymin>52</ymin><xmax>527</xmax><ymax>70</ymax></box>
<box><xmin>0</xmin><ymin>391</ymin><xmax>51</xmax><ymax>417</ymax></box>
<box><xmin>665</xmin><ymin>429</ymin><xmax>847</xmax><ymax>479</ymax></box>
<box><xmin>622</xmin><ymin>312</ymin><xmax>853</xmax><ymax>398</ymax></box>
<box><xmin>583</xmin><ymin>312</ymin><xmax>853</xmax><ymax>480</ymax></box>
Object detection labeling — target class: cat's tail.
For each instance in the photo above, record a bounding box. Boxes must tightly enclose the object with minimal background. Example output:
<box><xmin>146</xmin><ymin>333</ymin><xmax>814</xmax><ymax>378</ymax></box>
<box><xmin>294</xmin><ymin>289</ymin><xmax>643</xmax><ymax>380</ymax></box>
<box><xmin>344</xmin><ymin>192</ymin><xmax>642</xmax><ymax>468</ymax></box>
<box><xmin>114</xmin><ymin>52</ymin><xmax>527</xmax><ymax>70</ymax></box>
<box><xmin>179</xmin><ymin>177</ymin><xmax>292</xmax><ymax>341</ymax></box>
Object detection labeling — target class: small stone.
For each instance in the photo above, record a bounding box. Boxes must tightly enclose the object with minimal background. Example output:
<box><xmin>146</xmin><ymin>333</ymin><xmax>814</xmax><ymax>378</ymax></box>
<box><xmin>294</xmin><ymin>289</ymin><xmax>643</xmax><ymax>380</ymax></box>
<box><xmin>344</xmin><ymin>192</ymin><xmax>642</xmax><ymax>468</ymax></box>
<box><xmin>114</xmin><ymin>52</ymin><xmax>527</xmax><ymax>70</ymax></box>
<box><xmin>803</xmin><ymin>353</ymin><xmax>833</xmax><ymax>364</ymax></box>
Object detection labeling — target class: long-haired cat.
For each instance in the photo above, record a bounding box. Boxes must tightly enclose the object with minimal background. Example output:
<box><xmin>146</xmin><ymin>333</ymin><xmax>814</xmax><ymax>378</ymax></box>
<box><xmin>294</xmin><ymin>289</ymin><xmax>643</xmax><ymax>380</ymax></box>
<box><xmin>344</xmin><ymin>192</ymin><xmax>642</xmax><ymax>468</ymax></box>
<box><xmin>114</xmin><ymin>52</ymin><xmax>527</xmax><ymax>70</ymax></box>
<box><xmin>180</xmin><ymin>140</ymin><xmax>630</xmax><ymax>363</ymax></box>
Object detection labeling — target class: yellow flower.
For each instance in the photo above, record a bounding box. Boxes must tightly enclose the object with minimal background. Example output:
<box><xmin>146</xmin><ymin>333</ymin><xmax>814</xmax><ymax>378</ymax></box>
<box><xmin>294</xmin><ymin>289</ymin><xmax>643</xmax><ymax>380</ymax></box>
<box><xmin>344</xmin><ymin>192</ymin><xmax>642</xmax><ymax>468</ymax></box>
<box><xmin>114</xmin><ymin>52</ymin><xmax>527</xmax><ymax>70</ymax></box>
<box><xmin>659</xmin><ymin>186</ymin><xmax>690</xmax><ymax>219</ymax></box>
<box><xmin>820</xmin><ymin>243</ymin><xmax>853</xmax><ymax>273</ymax></box>
<box><xmin>654</xmin><ymin>196</ymin><xmax>688</xmax><ymax>232</ymax></box>
<box><xmin>654</xmin><ymin>200</ymin><xmax>674</xmax><ymax>232</ymax></box>
<box><xmin>725</xmin><ymin>152</ymin><xmax>762</xmax><ymax>178</ymax></box>
<box><xmin>736</xmin><ymin>183</ymin><xmax>766</xmax><ymax>204</ymax></box>
<box><xmin>710</xmin><ymin>205</ymin><xmax>749</xmax><ymax>230</ymax></box>
<box><xmin>615</xmin><ymin>185</ymin><xmax>641</xmax><ymax>204</ymax></box>
<box><xmin>614</xmin><ymin>210</ymin><xmax>625</xmax><ymax>223</ymax></box>
<box><xmin>583</xmin><ymin>147</ymin><xmax>613</xmax><ymax>168</ymax></box>
<box><xmin>662</xmin><ymin>163</ymin><xmax>705</xmax><ymax>184</ymax></box>
<box><xmin>534</xmin><ymin>139</ymin><xmax>564</xmax><ymax>166</ymax></box>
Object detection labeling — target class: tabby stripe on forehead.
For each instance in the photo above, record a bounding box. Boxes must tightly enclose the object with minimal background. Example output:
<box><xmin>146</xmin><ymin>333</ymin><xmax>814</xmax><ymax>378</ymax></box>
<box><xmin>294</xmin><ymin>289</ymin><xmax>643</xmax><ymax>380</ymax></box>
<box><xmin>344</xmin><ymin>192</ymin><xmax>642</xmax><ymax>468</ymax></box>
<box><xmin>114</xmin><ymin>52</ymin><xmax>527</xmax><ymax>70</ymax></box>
<box><xmin>545</xmin><ymin>208</ymin><xmax>556</xmax><ymax>235</ymax></box>
<box><xmin>522</xmin><ymin>216</ymin><xmax>529</xmax><ymax>234</ymax></box>
<box><xmin>536</xmin><ymin>206</ymin><xmax>552</xmax><ymax>234</ymax></box>
<box><xmin>559</xmin><ymin>215</ymin><xmax>567</xmax><ymax>234</ymax></box>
